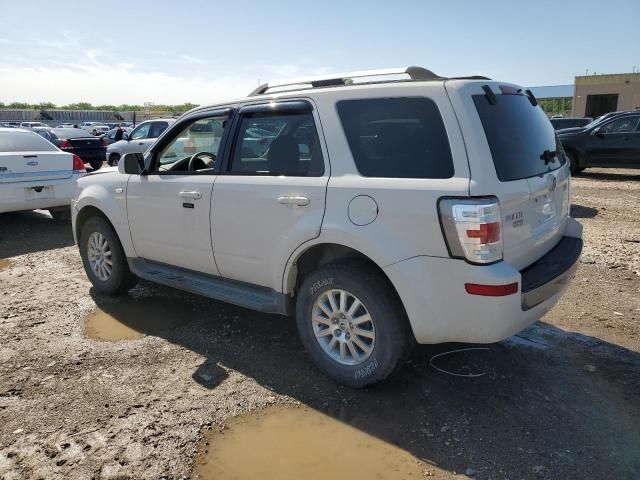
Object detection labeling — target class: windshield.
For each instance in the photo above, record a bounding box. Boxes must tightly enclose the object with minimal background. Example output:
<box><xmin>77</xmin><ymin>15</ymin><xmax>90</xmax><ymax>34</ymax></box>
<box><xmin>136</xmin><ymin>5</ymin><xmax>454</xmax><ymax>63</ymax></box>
<box><xmin>473</xmin><ymin>92</ymin><xmax>565</xmax><ymax>182</ymax></box>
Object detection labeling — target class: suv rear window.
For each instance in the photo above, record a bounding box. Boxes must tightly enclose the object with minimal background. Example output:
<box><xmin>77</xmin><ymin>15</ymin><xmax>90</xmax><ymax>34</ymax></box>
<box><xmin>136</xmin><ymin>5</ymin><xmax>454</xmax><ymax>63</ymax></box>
<box><xmin>473</xmin><ymin>93</ymin><xmax>565</xmax><ymax>181</ymax></box>
<box><xmin>337</xmin><ymin>98</ymin><xmax>454</xmax><ymax>179</ymax></box>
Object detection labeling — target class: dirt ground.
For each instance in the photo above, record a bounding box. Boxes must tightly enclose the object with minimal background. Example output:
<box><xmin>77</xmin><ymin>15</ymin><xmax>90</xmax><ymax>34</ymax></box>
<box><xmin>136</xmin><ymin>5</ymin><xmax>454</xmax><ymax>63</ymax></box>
<box><xmin>1</xmin><ymin>168</ymin><xmax>639</xmax><ymax>480</ymax></box>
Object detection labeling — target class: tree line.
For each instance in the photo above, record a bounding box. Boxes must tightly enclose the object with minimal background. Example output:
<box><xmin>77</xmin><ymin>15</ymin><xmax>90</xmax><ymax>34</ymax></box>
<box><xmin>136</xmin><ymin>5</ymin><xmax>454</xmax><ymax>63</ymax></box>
<box><xmin>0</xmin><ymin>102</ymin><xmax>200</xmax><ymax>112</ymax></box>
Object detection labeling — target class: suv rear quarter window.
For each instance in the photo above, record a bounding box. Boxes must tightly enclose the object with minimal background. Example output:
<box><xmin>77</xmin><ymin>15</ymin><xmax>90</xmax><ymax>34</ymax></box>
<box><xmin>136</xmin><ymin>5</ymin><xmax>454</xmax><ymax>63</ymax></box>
<box><xmin>337</xmin><ymin>97</ymin><xmax>454</xmax><ymax>179</ymax></box>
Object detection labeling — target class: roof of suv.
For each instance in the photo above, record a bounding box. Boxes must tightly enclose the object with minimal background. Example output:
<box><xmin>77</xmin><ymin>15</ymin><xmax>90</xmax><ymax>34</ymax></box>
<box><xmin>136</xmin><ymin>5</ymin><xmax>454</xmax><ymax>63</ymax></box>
<box><xmin>186</xmin><ymin>66</ymin><xmax>492</xmax><ymax>116</ymax></box>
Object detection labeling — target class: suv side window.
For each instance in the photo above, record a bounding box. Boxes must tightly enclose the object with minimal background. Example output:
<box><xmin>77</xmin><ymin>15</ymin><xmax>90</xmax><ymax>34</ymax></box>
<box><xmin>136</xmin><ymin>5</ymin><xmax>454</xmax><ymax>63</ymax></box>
<box><xmin>228</xmin><ymin>111</ymin><xmax>324</xmax><ymax>176</ymax></box>
<box><xmin>149</xmin><ymin>121</ymin><xmax>169</xmax><ymax>138</ymax></box>
<box><xmin>600</xmin><ymin>116</ymin><xmax>640</xmax><ymax>134</ymax></box>
<box><xmin>130</xmin><ymin>123</ymin><xmax>151</xmax><ymax>140</ymax></box>
<box><xmin>154</xmin><ymin>115</ymin><xmax>229</xmax><ymax>173</ymax></box>
<box><xmin>337</xmin><ymin>97</ymin><xmax>454</xmax><ymax>179</ymax></box>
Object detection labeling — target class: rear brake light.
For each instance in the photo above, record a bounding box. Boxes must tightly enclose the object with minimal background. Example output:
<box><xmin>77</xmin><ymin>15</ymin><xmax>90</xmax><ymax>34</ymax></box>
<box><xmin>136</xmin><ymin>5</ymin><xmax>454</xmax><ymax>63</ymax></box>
<box><xmin>438</xmin><ymin>197</ymin><xmax>503</xmax><ymax>264</ymax></box>
<box><xmin>72</xmin><ymin>154</ymin><xmax>86</xmax><ymax>174</ymax></box>
<box><xmin>59</xmin><ymin>139</ymin><xmax>72</xmax><ymax>150</ymax></box>
<box><xmin>100</xmin><ymin>137</ymin><xmax>107</xmax><ymax>147</ymax></box>
<box><xmin>465</xmin><ymin>282</ymin><xmax>518</xmax><ymax>296</ymax></box>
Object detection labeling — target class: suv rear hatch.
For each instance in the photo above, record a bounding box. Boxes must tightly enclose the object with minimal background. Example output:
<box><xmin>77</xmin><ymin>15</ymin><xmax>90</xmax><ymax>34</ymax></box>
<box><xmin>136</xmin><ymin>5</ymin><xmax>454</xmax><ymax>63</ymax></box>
<box><xmin>0</xmin><ymin>130</ymin><xmax>73</xmax><ymax>183</ymax></box>
<box><xmin>446</xmin><ymin>81</ymin><xmax>570</xmax><ymax>270</ymax></box>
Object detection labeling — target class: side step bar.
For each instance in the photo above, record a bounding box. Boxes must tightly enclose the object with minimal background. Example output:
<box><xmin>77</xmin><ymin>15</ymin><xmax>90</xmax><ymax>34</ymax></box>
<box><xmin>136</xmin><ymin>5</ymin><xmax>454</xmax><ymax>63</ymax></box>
<box><xmin>128</xmin><ymin>258</ymin><xmax>289</xmax><ymax>315</ymax></box>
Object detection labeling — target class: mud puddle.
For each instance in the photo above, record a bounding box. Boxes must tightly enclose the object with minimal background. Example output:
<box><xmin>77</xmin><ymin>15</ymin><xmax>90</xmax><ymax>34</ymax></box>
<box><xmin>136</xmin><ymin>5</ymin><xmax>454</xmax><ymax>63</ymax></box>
<box><xmin>193</xmin><ymin>406</ymin><xmax>426</xmax><ymax>479</ymax></box>
<box><xmin>0</xmin><ymin>259</ymin><xmax>15</xmax><ymax>271</ymax></box>
<box><xmin>85</xmin><ymin>296</ymin><xmax>196</xmax><ymax>341</ymax></box>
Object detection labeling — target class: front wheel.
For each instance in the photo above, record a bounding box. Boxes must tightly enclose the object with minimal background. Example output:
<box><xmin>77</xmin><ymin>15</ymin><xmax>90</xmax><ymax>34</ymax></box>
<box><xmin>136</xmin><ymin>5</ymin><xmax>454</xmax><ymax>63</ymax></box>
<box><xmin>89</xmin><ymin>159</ymin><xmax>103</xmax><ymax>171</ymax></box>
<box><xmin>296</xmin><ymin>263</ymin><xmax>413</xmax><ymax>387</ymax></box>
<box><xmin>79</xmin><ymin>216</ymin><xmax>137</xmax><ymax>295</ymax></box>
<box><xmin>108</xmin><ymin>153</ymin><xmax>120</xmax><ymax>166</ymax></box>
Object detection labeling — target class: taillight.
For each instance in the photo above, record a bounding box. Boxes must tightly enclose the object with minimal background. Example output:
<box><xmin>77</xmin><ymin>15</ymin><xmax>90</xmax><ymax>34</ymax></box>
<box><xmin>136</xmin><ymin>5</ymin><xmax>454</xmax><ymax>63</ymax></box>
<box><xmin>72</xmin><ymin>154</ymin><xmax>86</xmax><ymax>174</ymax></box>
<box><xmin>59</xmin><ymin>139</ymin><xmax>73</xmax><ymax>150</ymax></box>
<box><xmin>438</xmin><ymin>197</ymin><xmax>503</xmax><ymax>264</ymax></box>
<box><xmin>100</xmin><ymin>137</ymin><xmax>107</xmax><ymax>147</ymax></box>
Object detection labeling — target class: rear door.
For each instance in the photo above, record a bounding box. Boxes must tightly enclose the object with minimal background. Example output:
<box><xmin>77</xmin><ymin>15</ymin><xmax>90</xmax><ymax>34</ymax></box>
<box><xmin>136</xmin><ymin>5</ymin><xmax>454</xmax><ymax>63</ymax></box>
<box><xmin>210</xmin><ymin>100</ymin><xmax>328</xmax><ymax>290</ymax></box>
<box><xmin>0</xmin><ymin>130</ymin><xmax>72</xmax><ymax>184</ymax></box>
<box><xmin>447</xmin><ymin>81</ymin><xmax>570</xmax><ymax>270</ymax></box>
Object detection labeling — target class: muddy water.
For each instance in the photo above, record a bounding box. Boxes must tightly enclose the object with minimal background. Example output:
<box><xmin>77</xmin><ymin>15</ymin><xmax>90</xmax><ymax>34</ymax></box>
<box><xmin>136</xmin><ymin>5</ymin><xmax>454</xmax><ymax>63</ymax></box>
<box><xmin>193</xmin><ymin>406</ymin><xmax>426</xmax><ymax>479</ymax></box>
<box><xmin>85</xmin><ymin>297</ymin><xmax>195</xmax><ymax>341</ymax></box>
<box><xmin>0</xmin><ymin>259</ymin><xmax>15</xmax><ymax>271</ymax></box>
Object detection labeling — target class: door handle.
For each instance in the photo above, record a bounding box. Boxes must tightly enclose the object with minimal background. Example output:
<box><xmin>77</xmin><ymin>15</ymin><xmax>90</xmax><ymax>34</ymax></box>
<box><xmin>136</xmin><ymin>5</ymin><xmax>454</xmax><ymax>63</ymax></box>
<box><xmin>179</xmin><ymin>190</ymin><xmax>202</xmax><ymax>200</ymax></box>
<box><xmin>277</xmin><ymin>195</ymin><xmax>310</xmax><ymax>206</ymax></box>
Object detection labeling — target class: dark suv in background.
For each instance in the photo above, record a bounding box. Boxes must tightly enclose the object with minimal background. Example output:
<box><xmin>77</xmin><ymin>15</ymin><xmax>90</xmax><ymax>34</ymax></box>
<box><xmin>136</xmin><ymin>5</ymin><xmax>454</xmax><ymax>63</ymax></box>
<box><xmin>557</xmin><ymin>112</ymin><xmax>640</xmax><ymax>173</ymax></box>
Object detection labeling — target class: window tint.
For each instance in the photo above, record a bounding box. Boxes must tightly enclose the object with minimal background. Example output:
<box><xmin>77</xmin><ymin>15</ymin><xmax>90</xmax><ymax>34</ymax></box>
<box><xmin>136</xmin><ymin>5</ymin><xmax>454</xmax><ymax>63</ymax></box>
<box><xmin>337</xmin><ymin>98</ymin><xmax>453</xmax><ymax>179</ymax></box>
<box><xmin>600</xmin><ymin>116</ymin><xmax>639</xmax><ymax>134</ymax></box>
<box><xmin>157</xmin><ymin>116</ymin><xmax>228</xmax><ymax>171</ymax></box>
<box><xmin>229</xmin><ymin>111</ymin><xmax>324</xmax><ymax>176</ymax></box>
<box><xmin>149</xmin><ymin>121</ymin><xmax>169</xmax><ymax>138</ymax></box>
<box><xmin>473</xmin><ymin>93</ymin><xmax>565</xmax><ymax>182</ymax></box>
<box><xmin>0</xmin><ymin>131</ymin><xmax>58</xmax><ymax>152</ymax></box>
<box><xmin>130</xmin><ymin>123</ymin><xmax>151</xmax><ymax>140</ymax></box>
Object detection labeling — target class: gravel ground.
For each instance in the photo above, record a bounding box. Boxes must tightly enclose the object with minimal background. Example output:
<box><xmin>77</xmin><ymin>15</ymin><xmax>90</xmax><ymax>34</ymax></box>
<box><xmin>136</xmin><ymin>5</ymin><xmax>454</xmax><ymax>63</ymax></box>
<box><xmin>0</xmin><ymin>168</ymin><xmax>639</xmax><ymax>480</ymax></box>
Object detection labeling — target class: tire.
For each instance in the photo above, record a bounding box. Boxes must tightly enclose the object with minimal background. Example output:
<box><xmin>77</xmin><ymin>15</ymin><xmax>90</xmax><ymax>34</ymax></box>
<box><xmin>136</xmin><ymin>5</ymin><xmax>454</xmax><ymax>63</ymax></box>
<box><xmin>296</xmin><ymin>263</ymin><xmax>413</xmax><ymax>387</ymax></box>
<box><xmin>89</xmin><ymin>159</ymin><xmax>102</xmax><ymax>171</ymax></box>
<box><xmin>48</xmin><ymin>207</ymin><xmax>71</xmax><ymax>222</ymax></box>
<box><xmin>565</xmin><ymin>150</ymin><xmax>579</xmax><ymax>175</ymax></box>
<box><xmin>79</xmin><ymin>216</ymin><xmax>137</xmax><ymax>295</ymax></box>
<box><xmin>109</xmin><ymin>153</ymin><xmax>120</xmax><ymax>167</ymax></box>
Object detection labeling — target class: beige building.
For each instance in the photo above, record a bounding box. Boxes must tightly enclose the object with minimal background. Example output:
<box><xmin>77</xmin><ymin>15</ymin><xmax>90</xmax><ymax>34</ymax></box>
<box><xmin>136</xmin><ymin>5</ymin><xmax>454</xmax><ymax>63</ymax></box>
<box><xmin>573</xmin><ymin>72</ymin><xmax>640</xmax><ymax>118</ymax></box>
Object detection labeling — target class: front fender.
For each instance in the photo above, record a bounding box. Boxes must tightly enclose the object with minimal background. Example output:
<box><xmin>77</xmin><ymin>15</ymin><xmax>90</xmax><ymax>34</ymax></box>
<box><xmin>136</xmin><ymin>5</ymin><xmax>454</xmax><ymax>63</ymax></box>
<box><xmin>73</xmin><ymin>178</ymin><xmax>134</xmax><ymax>257</ymax></box>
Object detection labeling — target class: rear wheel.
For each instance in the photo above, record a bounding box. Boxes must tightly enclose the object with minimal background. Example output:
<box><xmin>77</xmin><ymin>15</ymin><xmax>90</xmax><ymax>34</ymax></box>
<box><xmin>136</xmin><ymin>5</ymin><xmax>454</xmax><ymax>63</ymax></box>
<box><xmin>79</xmin><ymin>216</ymin><xmax>137</xmax><ymax>295</ymax></box>
<box><xmin>48</xmin><ymin>207</ymin><xmax>70</xmax><ymax>222</ymax></box>
<box><xmin>566</xmin><ymin>150</ymin><xmax>580</xmax><ymax>175</ymax></box>
<box><xmin>296</xmin><ymin>263</ymin><xmax>413</xmax><ymax>387</ymax></box>
<box><xmin>89</xmin><ymin>159</ymin><xmax>103</xmax><ymax>171</ymax></box>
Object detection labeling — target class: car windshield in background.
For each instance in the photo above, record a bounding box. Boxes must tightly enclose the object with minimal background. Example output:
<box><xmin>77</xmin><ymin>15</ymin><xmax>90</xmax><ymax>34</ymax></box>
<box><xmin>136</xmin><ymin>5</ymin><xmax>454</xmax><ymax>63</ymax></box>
<box><xmin>473</xmin><ymin>93</ymin><xmax>565</xmax><ymax>182</ymax></box>
<box><xmin>0</xmin><ymin>130</ymin><xmax>59</xmax><ymax>152</ymax></box>
<box><xmin>52</xmin><ymin>128</ymin><xmax>93</xmax><ymax>138</ymax></box>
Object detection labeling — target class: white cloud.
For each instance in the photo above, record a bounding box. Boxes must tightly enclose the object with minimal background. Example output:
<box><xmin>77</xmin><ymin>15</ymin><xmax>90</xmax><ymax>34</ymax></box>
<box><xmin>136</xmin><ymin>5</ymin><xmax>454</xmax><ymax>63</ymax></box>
<box><xmin>180</xmin><ymin>54</ymin><xmax>204</xmax><ymax>64</ymax></box>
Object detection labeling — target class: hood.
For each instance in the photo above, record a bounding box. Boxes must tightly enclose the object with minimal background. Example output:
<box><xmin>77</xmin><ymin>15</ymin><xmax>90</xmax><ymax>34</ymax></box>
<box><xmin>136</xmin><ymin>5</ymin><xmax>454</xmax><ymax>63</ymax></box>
<box><xmin>556</xmin><ymin>126</ymin><xmax>587</xmax><ymax>136</ymax></box>
<box><xmin>84</xmin><ymin>166</ymin><xmax>118</xmax><ymax>177</ymax></box>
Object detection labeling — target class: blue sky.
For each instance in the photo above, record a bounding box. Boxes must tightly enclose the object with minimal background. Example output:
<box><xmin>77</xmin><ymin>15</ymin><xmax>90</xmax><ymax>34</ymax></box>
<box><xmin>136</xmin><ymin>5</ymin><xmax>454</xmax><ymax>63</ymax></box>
<box><xmin>1</xmin><ymin>0</ymin><xmax>638</xmax><ymax>105</ymax></box>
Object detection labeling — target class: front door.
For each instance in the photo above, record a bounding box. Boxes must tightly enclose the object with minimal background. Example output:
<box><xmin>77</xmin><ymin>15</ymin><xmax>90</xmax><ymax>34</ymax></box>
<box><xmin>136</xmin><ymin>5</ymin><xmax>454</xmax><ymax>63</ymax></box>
<box><xmin>211</xmin><ymin>100</ymin><xmax>328</xmax><ymax>291</ymax></box>
<box><xmin>126</xmin><ymin>113</ymin><xmax>231</xmax><ymax>275</ymax></box>
<box><xmin>591</xmin><ymin>115</ymin><xmax>640</xmax><ymax>166</ymax></box>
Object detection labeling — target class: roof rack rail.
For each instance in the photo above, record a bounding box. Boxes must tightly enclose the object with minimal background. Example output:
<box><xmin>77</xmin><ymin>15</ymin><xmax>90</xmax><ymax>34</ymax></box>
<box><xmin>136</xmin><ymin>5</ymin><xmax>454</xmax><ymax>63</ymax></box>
<box><xmin>248</xmin><ymin>66</ymin><xmax>443</xmax><ymax>96</ymax></box>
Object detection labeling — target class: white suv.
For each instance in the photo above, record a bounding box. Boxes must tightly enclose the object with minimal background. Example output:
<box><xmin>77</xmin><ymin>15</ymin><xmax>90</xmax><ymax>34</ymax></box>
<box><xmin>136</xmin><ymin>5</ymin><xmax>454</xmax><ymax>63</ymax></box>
<box><xmin>71</xmin><ymin>67</ymin><xmax>583</xmax><ymax>387</ymax></box>
<box><xmin>79</xmin><ymin>122</ymin><xmax>110</xmax><ymax>136</ymax></box>
<box><xmin>106</xmin><ymin>119</ymin><xmax>174</xmax><ymax>166</ymax></box>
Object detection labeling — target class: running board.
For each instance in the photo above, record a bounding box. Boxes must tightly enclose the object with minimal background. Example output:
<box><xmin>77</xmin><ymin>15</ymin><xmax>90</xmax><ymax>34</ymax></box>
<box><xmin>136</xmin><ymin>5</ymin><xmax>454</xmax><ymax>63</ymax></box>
<box><xmin>128</xmin><ymin>258</ymin><xmax>289</xmax><ymax>315</ymax></box>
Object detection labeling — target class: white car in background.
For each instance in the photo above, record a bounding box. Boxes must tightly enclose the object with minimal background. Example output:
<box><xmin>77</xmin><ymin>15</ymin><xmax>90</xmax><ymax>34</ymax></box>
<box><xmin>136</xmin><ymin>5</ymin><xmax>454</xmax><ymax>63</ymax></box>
<box><xmin>0</xmin><ymin>128</ymin><xmax>86</xmax><ymax>219</ymax></box>
<box><xmin>79</xmin><ymin>122</ymin><xmax>110</xmax><ymax>136</ymax></box>
<box><xmin>19</xmin><ymin>122</ymin><xmax>47</xmax><ymax>129</ymax></box>
<box><xmin>106</xmin><ymin>119</ymin><xmax>174</xmax><ymax>166</ymax></box>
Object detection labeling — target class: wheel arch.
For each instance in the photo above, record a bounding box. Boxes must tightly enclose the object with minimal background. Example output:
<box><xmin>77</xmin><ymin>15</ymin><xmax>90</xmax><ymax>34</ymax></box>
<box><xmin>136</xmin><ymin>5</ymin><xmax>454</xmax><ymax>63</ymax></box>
<box><xmin>74</xmin><ymin>188</ymin><xmax>135</xmax><ymax>257</ymax></box>
<box><xmin>284</xmin><ymin>243</ymin><xmax>408</xmax><ymax>316</ymax></box>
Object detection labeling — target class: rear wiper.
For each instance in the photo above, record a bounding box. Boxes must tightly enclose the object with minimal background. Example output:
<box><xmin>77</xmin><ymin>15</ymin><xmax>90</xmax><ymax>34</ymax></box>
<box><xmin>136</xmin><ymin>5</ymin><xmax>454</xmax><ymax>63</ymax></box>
<box><xmin>540</xmin><ymin>150</ymin><xmax>558</xmax><ymax>164</ymax></box>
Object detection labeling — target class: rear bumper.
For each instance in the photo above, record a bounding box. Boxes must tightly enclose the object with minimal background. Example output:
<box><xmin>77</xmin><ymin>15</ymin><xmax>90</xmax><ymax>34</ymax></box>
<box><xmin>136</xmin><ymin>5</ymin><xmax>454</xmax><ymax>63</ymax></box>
<box><xmin>0</xmin><ymin>173</ymin><xmax>83</xmax><ymax>214</ymax></box>
<box><xmin>384</xmin><ymin>217</ymin><xmax>583</xmax><ymax>344</ymax></box>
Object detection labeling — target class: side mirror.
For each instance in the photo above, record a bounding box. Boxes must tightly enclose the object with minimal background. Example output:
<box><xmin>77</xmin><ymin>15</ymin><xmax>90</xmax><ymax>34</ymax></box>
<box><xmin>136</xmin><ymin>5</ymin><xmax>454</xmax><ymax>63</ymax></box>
<box><xmin>119</xmin><ymin>153</ymin><xmax>144</xmax><ymax>174</ymax></box>
<box><xmin>123</xmin><ymin>132</ymin><xmax>130</xmax><ymax>141</ymax></box>
<box><xmin>593</xmin><ymin>127</ymin><xmax>604</xmax><ymax>137</ymax></box>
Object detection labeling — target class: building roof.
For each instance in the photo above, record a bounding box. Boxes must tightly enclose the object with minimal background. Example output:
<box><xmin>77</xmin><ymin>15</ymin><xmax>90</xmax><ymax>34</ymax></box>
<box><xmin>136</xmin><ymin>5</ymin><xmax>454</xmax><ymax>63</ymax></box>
<box><xmin>528</xmin><ymin>84</ymin><xmax>574</xmax><ymax>99</ymax></box>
